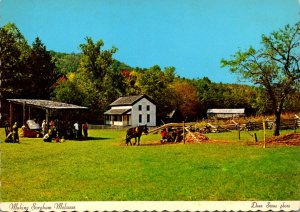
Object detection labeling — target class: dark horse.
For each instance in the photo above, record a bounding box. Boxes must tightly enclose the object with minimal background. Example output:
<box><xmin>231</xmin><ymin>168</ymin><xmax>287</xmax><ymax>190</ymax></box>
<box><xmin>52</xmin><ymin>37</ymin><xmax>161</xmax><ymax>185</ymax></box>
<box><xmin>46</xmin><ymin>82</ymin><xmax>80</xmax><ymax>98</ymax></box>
<box><xmin>126</xmin><ymin>125</ymin><xmax>148</xmax><ymax>146</ymax></box>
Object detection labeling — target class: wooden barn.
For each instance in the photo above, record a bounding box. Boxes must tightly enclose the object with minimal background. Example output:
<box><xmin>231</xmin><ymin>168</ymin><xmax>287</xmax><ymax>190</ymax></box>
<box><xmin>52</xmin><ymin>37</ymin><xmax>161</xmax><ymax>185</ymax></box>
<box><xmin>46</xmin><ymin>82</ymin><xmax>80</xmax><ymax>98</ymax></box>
<box><xmin>207</xmin><ymin>108</ymin><xmax>245</xmax><ymax>119</ymax></box>
<box><xmin>104</xmin><ymin>95</ymin><xmax>156</xmax><ymax>127</ymax></box>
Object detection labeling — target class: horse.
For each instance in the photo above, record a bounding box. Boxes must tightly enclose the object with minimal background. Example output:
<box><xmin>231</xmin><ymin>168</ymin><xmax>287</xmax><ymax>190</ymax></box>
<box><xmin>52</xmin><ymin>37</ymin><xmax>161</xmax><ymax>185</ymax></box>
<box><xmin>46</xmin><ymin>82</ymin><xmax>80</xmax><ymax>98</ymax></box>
<box><xmin>126</xmin><ymin>125</ymin><xmax>148</xmax><ymax>146</ymax></box>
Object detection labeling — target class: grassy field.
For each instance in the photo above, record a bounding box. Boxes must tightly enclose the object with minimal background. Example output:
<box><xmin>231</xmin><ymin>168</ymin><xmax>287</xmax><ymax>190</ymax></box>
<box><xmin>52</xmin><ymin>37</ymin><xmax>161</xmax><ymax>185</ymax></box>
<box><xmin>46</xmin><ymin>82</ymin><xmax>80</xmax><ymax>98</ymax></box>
<box><xmin>0</xmin><ymin>128</ymin><xmax>299</xmax><ymax>201</ymax></box>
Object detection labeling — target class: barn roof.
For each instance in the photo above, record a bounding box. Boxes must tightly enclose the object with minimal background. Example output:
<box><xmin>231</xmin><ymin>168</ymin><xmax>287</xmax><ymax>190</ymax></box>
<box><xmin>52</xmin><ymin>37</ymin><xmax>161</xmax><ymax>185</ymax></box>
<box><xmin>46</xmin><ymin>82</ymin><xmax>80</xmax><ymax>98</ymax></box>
<box><xmin>109</xmin><ymin>94</ymin><xmax>155</xmax><ymax>106</ymax></box>
<box><xmin>207</xmin><ymin>108</ymin><xmax>245</xmax><ymax>114</ymax></box>
<box><xmin>7</xmin><ymin>99</ymin><xmax>88</xmax><ymax>110</ymax></box>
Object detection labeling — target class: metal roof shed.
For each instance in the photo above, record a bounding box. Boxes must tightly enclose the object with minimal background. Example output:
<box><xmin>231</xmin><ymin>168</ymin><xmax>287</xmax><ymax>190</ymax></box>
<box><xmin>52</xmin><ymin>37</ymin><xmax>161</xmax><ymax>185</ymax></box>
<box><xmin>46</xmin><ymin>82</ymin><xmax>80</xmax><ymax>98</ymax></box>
<box><xmin>207</xmin><ymin>108</ymin><xmax>245</xmax><ymax>119</ymax></box>
<box><xmin>7</xmin><ymin>99</ymin><xmax>88</xmax><ymax>127</ymax></box>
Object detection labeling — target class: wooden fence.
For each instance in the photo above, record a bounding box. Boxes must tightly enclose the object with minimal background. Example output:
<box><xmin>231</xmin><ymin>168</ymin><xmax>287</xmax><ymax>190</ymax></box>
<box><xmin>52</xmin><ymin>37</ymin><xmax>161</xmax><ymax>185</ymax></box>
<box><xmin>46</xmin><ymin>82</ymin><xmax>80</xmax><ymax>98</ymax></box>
<box><xmin>89</xmin><ymin>118</ymin><xmax>300</xmax><ymax>132</ymax></box>
<box><xmin>192</xmin><ymin>118</ymin><xmax>300</xmax><ymax>133</ymax></box>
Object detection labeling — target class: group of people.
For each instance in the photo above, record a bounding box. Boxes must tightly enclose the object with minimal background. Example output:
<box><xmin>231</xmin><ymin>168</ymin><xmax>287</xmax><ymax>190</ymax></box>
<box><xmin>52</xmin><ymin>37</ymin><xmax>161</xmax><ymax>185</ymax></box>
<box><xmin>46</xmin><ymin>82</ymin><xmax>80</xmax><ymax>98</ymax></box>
<box><xmin>4</xmin><ymin>122</ymin><xmax>20</xmax><ymax>143</ymax></box>
<box><xmin>160</xmin><ymin>128</ymin><xmax>182</xmax><ymax>143</ymax></box>
<box><xmin>42</xmin><ymin>119</ymin><xmax>89</xmax><ymax>142</ymax></box>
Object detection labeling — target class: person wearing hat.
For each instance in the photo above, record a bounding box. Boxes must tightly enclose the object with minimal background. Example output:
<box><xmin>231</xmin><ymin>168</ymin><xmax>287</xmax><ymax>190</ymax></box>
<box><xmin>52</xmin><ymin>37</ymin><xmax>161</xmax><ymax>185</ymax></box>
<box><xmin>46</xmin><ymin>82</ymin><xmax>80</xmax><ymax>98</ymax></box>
<box><xmin>12</xmin><ymin>122</ymin><xmax>19</xmax><ymax>143</ymax></box>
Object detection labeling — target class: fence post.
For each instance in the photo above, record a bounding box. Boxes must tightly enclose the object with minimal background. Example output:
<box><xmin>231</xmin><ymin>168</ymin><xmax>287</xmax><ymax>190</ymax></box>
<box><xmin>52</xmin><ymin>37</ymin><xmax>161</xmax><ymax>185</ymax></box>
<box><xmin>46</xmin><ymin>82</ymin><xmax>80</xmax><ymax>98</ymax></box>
<box><xmin>253</xmin><ymin>133</ymin><xmax>258</xmax><ymax>142</ymax></box>
<box><xmin>183</xmin><ymin>121</ymin><xmax>185</xmax><ymax>144</ymax></box>
<box><xmin>238</xmin><ymin>125</ymin><xmax>240</xmax><ymax>141</ymax></box>
<box><xmin>263</xmin><ymin>121</ymin><xmax>266</xmax><ymax>148</ymax></box>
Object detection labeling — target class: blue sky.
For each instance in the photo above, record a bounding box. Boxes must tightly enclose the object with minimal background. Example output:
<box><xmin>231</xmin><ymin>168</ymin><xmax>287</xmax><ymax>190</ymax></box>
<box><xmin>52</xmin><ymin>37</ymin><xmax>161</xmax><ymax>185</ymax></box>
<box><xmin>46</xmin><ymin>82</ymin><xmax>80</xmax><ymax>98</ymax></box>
<box><xmin>1</xmin><ymin>0</ymin><xmax>299</xmax><ymax>83</ymax></box>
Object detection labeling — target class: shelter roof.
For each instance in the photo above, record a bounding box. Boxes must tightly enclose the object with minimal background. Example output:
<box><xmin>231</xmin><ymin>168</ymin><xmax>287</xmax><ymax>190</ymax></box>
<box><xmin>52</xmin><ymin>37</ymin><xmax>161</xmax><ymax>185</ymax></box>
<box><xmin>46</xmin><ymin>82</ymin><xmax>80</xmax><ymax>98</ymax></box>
<box><xmin>207</xmin><ymin>108</ymin><xmax>245</xmax><ymax>114</ymax></box>
<box><xmin>109</xmin><ymin>94</ymin><xmax>155</xmax><ymax>106</ymax></box>
<box><xmin>104</xmin><ymin>108</ymin><xmax>131</xmax><ymax>115</ymax></box>
<box><xmin>7</xmin><ymin>99</ymin><xmax>88</xmax><ymax>110</ymax></box>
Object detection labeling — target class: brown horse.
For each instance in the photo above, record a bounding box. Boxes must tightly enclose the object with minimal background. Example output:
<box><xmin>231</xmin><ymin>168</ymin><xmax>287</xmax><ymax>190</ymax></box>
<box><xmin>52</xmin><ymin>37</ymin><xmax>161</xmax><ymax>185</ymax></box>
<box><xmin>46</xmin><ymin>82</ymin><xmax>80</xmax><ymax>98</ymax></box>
<box><xmin>126</xmin><ymin>125</ymin><xmax>148</xmax><ymax>146</ymax></box>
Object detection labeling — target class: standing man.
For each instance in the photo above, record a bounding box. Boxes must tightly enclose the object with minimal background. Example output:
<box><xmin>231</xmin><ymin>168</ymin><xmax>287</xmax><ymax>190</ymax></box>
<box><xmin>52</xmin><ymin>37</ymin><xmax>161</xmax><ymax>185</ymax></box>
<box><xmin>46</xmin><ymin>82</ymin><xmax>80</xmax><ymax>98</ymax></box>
<box><xmin>42</xmin><ymin>120</ymin><xmax>48</xmax><ymax>136</ymax></box>
<box><xmin>83</xmin><ymin>122</ymin><xmax>89</xmax><ymax>138</ymax></box>
<box><xmin>74</xmin><ymin>121</ymin><xmax>79</xmax><ymax>139</ymax></box>
<box><xmin>12</xmin><ymin>122</ymin><xmax>19</xmax><ymax>143</ymax></box>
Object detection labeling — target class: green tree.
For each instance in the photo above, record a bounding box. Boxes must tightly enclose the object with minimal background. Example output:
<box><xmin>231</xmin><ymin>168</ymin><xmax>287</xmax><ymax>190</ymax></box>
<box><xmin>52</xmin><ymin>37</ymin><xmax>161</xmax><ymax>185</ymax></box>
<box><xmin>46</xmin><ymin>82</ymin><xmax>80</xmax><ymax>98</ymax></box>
<box><xmin>78</xmin><ymin>37</ymin><xmax>120</xmax><ymax>109</ymax></box>
<box><xmin>0</xmin><ymin>26</ymin><xmax>22</xmax><ymax>99</ymax></box>
<box><xmin>25</xmin><ymin>37</ymin><xmax>56</xmax><ymax>99</ymax></box>
<box><xmin>0</xmin><ymin>23</ymin><xmax>31</xmax><ymax>99</ymax></box>
<box><xmin>51</xmin><ymin>52</ymin><xmax>82</xmax><ymax>75</ymax></box>
<box><xmin>139</xmin><ymin>65</ymin><xmax>177</xmax><ymax>118</ymax></box>
<box><xmin>52</xmin><ymin>72</ymin><xmax>98</xmax><ymax>108</ymax></box>
<box><xmin>52</xmin><ymin>37</ymin><xmax>120</xmax><ymax>122</ymax></box>
<box><xmin>78</xmin><ymin>37</ymin><xmax>117</xmax><ymax>86</ymax></box>
<box><xmin>221</xmin><ymin>22</ymin><xmax>300</xmax><ymax>136</ymax></box>
<box><xmin>2</xmin><ymin>22</ymin><xmax>30</xmax><ymax>60</ymax></box>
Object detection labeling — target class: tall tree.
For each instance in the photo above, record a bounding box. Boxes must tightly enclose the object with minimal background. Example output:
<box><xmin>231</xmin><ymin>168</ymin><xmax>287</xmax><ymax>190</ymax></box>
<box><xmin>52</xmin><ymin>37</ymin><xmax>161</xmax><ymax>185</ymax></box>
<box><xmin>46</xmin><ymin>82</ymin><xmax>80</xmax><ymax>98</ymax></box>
<box><xmin>0</xmin><ymin>26</ymin><xmax>23</xmax><ymax>99</ymax></box>
<box><xmin>52</xmin><ymin>37</ymin><xmax>119</xmax><ymax>122</ymax></box>
<box><xmin>0</xmin><ymin>23</ymin><xmax>31</xmax><ymax>116</ymax></box>
<box><xmin>25</xmin><ymin>37</ymin><xmax>56</xmax><ymax>99</ymax></box>
<box><xmin>139</xmin><ymin>65</ymin><xmax>177</xmax><ymax>118</ymax></box>
<box><xmin>172</xmin><ymin>80</ymin><xmax>200</xmax><ymax>120</ymax></box>
<box><xmin>221</xmin><ymin>22</ymin><xmax>300</xmax><ymax>136</ymax></box>
<box><xmin>78</xmin><ymin>37</ymin><xmax>119</xmax><ymax>107</ymax></box>
<box><xmin>78</xmin><ymin>37</ymin><xmax>117</xmax><ymax>86</ymax></box>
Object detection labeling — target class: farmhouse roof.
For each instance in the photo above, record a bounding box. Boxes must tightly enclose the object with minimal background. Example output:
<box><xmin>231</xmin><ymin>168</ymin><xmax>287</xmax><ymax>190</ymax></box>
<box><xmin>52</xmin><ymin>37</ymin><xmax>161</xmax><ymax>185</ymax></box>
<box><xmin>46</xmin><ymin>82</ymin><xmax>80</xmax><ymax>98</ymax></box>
<box><xmin>104</xmin><ymin>108</ymin><xmax>131</xmax><ymax>115</ymax></box>
<box><xmin>207</xmin><ymin>108</ymin><xmax>245</xmax><ymax>114</ymax></box>
<box><xmin>109</xmin><ymin>94</ymin><xmax>155</xmax><ymax>106</ymax></box>
<box><xmin>7</xmin><ymin>99</ymin><xmax>88</xmax><ymax>110</ymax></box>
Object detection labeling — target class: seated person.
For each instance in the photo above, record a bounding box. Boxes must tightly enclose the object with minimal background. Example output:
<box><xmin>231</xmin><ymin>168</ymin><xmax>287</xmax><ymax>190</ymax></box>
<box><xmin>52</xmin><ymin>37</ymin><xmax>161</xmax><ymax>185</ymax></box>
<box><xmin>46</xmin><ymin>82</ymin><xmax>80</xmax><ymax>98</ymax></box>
<box><xmin>161</xmin><ymin>129</ymin><xmax>168</xmax><ymax>143</ymax></box>
<box><xmin>5</xmin><ymin>132</ymin><xmax>13</xmax><ymax>143</ymax></box>
<box><xmin>43</xmin><ymin>133</ymin><xmax>51</xmax><ymax>142</ymax></box>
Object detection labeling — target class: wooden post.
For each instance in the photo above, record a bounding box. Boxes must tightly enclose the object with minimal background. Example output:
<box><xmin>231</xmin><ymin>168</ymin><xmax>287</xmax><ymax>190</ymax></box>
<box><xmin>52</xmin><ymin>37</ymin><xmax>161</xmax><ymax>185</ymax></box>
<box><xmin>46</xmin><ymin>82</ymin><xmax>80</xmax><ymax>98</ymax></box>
<box><xmin>46</xmin><ymin>109</ymin><xmax>49</xmax><ymax>124</ymax></box>
<box><xmin>238</xmin><ymin>125</ymin><xmax>240</xmax><ymax>141</ymax></box>
<box><xmin>253</xmin><ymin>133</ymin><xmax>258</xmax><ymax>142</ymax></box>
<box><xmin>23</xmin><ymin>102</ymin><xmax>26</xmax><ymax>126</ymax></box>
<box><xmin>263</xmin><ymin>121</ymin><xmax>266</xmax><ymax>148</ymax></box>
<box><xmin>28</xmin><ymin>106</ymin><xmax>31</xmax><ymax>120</ymax></box>
<box><xmin>9</xmin><ymin>102</ymin><xmax>13</xmax><ymax>129</ymax></box>
<box><xmin>183</xmin><ymin>121</ymin><xmax>185</xmax><ymax>144</ymax></box>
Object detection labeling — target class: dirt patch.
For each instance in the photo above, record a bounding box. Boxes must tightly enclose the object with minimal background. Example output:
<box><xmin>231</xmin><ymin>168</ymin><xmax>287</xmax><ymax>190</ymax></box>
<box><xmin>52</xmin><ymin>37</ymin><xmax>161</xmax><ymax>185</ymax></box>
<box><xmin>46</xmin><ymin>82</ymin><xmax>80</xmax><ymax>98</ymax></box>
<box><xmin>265</xmin><ymin>133</ymin><xmax>300</xmax><ymax>146</ymax></box>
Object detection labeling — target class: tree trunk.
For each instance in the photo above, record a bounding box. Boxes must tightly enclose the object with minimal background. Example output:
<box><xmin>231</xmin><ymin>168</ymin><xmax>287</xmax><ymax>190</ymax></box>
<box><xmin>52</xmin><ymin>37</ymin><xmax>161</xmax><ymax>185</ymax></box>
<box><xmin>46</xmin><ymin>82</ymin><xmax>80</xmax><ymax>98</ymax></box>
<box><xmin>273</xmin><ymin>111</ymin><xmax>281</xmax><ymax>136</ymax></box>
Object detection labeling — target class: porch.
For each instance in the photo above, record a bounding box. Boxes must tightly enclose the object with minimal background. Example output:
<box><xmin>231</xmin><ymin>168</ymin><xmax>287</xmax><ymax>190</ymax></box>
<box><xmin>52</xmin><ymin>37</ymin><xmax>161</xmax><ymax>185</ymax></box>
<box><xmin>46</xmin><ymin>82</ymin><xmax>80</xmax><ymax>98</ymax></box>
<box><xmin>104</xmin><ymin>108</ymin><xmax>132</xmax><ymax>126</ymax></box>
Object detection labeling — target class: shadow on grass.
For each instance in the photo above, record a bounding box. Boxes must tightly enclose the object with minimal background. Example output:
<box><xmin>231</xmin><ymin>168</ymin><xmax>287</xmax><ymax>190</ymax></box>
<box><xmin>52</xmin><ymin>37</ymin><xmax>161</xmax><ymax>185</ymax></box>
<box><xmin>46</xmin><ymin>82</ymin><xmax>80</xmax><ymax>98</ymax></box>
<box><xmin>120</xmin><ymin>141</ymin><xmax>181</xmax><ymax>146</ymax></box>
<box><xmin>72</xmin><ymin>137</ymin><xmax>111</xmax><ymax>142</ymax></box>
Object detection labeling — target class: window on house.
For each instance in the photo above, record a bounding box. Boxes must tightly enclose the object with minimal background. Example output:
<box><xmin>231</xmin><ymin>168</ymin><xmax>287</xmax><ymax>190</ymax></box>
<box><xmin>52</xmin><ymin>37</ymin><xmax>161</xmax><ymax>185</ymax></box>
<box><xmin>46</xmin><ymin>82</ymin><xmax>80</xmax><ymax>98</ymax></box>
<box><xmin>147</xmin><ymin>105</ymin><xmax>150</xmax><ymax>111</ymax></box>
<box><xmin>147</xmin><ymin>114</ymin><xmax>150</xmax><ymax>123</ymax></box>
<box><xmin>138</xmin><ymin>105</ymin><xmax>142</xmax><ymax>111</ymax></box>
<box><xmin>139</xmin><ymin>114</ymin><xmax>142</xmax><ymax>123</ymax></box>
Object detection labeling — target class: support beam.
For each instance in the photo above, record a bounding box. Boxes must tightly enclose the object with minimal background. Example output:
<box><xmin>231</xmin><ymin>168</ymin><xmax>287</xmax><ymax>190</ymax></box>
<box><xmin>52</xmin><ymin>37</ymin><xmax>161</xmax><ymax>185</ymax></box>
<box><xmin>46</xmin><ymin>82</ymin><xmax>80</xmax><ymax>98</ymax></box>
<box><xmin>28</xmin><ymin>106</ymin><xmax>31</xmax><ymax>120</ymax></box>
<box><xmin>46</xmin><ymin>109</ymin><xmax>49</xmax><ymax>124</ymax></box>
<box><xmin>9</xmin><ymin>102</ymin><xmax>13</xmax><ymax>128</ymax></box>
<box><xmin>23</xmin><ymin>102</ymin><xmax>26</xmax><ymax>126</ymax></box>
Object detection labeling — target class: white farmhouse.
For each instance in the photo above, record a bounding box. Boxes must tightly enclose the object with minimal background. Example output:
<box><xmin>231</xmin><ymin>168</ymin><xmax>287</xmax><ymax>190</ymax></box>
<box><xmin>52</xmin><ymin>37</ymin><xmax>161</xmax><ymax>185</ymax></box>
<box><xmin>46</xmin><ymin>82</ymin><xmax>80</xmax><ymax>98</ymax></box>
<box><xmin>104</xmin><ymin>95</ymin><xmax>156</xmax><ymax>127</ymax></box>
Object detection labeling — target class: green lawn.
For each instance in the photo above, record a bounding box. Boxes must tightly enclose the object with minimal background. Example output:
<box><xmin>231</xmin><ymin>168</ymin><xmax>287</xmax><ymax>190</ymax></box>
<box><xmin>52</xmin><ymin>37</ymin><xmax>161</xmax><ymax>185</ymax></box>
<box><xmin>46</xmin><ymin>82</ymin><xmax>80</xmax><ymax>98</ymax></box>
<box><xmin>1</xmin><ymin>128</ymin><xmax>299</xmax><ymax>201</ymax></box>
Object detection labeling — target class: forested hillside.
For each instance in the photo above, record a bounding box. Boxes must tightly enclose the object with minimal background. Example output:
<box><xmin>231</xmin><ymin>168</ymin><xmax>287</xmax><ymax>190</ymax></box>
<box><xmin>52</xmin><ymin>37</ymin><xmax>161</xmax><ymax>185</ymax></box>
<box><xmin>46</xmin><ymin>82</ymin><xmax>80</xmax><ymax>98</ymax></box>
<box><xmin>1</xmin><ymin>23</ymin><xmax>299</xmax><ymax>123</ymax></box>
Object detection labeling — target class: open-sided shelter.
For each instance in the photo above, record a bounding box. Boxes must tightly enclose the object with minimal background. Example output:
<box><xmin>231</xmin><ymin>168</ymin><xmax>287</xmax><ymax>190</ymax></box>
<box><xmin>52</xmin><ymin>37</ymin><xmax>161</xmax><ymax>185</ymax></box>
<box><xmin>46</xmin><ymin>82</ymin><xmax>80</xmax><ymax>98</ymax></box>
<box><xmin>207</xmin><ymin>108</ymin><xmax>245</xmax><ymax>119</ymax></box>
<box><xmin>7</xmin><ymin>99</ymin><xmax>88</xmax><ymax>127</ymax></box>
